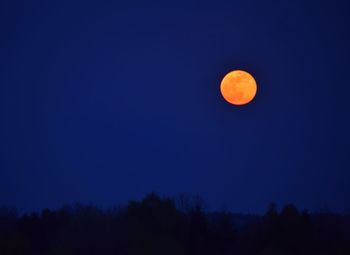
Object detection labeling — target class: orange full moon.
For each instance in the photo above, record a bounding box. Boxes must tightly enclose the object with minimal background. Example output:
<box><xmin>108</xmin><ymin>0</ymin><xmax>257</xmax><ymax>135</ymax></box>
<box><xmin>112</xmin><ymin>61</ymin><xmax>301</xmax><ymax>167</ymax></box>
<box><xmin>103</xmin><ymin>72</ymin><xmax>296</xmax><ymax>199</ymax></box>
<box><xmin>220</xmin><ymin>70</ymin><xmax>257</xmax><ymax>105</ymax></box>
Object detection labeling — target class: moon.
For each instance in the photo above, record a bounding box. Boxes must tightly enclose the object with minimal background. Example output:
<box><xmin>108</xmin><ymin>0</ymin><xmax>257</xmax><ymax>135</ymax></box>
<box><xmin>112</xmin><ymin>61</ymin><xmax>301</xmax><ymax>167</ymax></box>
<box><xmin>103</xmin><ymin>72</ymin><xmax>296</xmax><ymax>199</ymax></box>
<box><xmin>220</xmin><ymin>70</ymin><xmax>257</xmax><ymax>105</ymax></box>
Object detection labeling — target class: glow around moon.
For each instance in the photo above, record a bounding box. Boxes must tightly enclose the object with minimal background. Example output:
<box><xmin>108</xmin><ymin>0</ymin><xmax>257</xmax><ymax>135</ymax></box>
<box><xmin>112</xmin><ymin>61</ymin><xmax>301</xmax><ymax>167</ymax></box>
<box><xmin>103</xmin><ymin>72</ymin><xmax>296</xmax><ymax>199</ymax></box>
<box><xmin>220</xmin><ymin>70</ymin><xmax>257</xmax><ymax>105</ymax></box>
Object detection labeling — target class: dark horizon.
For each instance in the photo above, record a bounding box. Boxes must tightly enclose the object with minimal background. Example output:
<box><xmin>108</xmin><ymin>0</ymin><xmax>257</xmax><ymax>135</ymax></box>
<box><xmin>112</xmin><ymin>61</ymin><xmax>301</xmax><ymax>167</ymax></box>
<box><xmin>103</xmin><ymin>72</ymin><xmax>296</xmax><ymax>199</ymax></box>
<box><xmin>1</xmin><ymin>193</ymin><xmax>350</xmax><ymax>255</ymax></box>
<box><xmin>2</xmin><ymin>192</ymin><xmax>349</xmax><ymax>216</ymax></box>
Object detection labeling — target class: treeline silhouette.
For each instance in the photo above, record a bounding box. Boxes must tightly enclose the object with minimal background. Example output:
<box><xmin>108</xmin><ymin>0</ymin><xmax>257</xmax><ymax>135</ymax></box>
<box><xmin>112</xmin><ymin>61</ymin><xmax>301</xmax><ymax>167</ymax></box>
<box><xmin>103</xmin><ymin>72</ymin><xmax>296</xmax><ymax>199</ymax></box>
<box><xmin>0</xmin><ymin>193</ymin><xmax>349</xmax><ymax>255</ymax></box>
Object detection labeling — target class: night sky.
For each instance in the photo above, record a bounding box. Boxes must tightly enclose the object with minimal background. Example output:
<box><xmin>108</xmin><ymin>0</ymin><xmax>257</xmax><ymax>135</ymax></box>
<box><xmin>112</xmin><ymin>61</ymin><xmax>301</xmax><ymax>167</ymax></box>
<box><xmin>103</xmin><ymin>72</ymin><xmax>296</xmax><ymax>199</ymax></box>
<box><xmin>1</xmin><ymin>0</ymin><xmax>350</xmax><ymax>213</ymax></box>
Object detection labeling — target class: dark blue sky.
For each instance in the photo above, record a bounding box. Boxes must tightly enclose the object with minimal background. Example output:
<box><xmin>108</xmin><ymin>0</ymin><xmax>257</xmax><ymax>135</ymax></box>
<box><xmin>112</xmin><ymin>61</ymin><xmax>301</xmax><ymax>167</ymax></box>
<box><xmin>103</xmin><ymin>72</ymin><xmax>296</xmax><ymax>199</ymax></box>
<box><xmin>1</xmin><ymin>0</ymin><xmax>350</xmax><ymax>213</ymax></box>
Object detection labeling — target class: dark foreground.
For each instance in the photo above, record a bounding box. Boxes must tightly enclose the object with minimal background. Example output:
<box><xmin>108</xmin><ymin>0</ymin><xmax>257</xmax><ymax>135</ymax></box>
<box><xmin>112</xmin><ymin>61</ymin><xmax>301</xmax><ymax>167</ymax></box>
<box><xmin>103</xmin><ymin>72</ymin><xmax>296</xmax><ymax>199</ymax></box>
<box><xmin>1</xmin><ymin>194</ymin><xmax>349</xmax><ymax>255</ymax></box>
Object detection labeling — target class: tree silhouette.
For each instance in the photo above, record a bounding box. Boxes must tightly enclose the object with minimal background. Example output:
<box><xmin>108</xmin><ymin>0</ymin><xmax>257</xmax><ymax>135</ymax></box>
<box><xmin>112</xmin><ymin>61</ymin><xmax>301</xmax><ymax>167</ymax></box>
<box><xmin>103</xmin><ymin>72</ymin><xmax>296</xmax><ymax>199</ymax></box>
<box><xmin>0</xmin><ymin>195</ymin><xmax>349</xmax><ymax>255</ymax></box>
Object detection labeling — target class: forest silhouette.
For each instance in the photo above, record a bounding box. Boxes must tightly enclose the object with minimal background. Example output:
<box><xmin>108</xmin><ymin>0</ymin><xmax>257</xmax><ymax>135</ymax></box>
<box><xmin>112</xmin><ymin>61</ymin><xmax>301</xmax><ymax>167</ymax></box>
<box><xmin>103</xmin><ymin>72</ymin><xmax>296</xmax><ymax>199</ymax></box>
<box><xmin>0</xmin><ymin>193</ymin><xmax>349</xmax><ymax>255</ymax></box>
